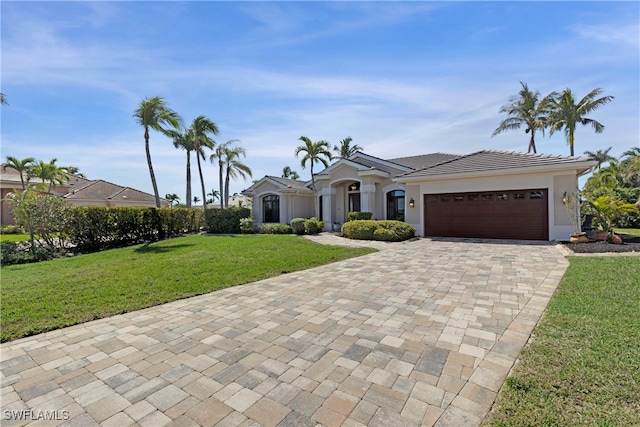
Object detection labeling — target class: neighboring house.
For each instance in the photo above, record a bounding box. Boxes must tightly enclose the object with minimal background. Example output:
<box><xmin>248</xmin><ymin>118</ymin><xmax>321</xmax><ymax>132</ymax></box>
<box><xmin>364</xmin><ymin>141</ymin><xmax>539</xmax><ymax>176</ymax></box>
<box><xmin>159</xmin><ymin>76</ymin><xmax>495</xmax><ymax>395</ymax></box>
<box><xmin>0</xmin><ymin>167</ymin><xmax>168</xmax><ymax>225</ymax></box>
<box><xmin>242</xmin><ymin>150</ymin><xmax>597</xmax><ymax>241</ymax></box>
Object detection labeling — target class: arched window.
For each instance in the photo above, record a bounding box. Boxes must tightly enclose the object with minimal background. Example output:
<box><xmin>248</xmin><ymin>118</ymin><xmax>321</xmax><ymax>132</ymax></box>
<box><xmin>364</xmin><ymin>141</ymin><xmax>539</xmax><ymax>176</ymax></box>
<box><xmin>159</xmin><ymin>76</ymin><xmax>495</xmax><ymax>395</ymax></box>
<box><xmin>263</xmin><ymin>195</ymin><xmax>280</xmax><ymax>223</ymax></box>
<box><xmin>387</xmin><ymin>190</ymin><xmax>405</xmax><ymax>221</ymax></box>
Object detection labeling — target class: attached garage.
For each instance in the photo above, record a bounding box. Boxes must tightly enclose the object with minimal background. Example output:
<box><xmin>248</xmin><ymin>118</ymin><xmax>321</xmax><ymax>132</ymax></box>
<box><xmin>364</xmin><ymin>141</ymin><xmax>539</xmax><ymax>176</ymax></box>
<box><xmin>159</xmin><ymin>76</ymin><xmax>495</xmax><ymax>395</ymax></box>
<box><xmin>424</xmin><ymin>189</ymin><xmax>548</xmax><ymax>240</ymax></box>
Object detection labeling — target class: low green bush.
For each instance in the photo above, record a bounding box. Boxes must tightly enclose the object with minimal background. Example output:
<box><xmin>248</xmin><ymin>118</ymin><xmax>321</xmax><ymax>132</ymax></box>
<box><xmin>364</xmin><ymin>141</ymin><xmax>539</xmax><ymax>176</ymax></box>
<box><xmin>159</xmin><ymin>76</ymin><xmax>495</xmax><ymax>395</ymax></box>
<box><xmin>290</xmin><ymin>218</ymin><xmax>306</xmax><ymax>235</ymax></box>
<box><xmin>1</xmin><ymin>225</ymin><xmax>24</xmax><ymax>234</ymax></box>
<box><xmin>239</xmin><ymin>217</ymin><xmax>255</xmax><ymax>234</ymax></box>
<box><xmin>342</xmin><ymin>220</ymin><xmax>415</xmax><ymax>242</ymax></box>
<box><xmin>0</xmin><ymin>241</ymin><xmax>51</xmax><ymax>266</ymax></box>
<box><xmin>304</xmin><ymin>217</ymin><xmax>322</xmax><ymax>235</ymax></box>
<box><xmin>347</xmin><ymin>211</ymin><xmax>373</xmax><ymax>221</ymax></box>
<box><xmin>259</xmin><ymin>224</ymin><xmax>293</xmax><ymax>234</ymax></box>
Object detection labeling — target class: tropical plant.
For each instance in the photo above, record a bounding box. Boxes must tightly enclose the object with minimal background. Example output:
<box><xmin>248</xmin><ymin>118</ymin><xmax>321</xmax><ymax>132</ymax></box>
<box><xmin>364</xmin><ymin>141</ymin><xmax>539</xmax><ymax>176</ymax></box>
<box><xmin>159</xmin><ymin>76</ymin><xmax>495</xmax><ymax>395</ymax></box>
<box><xmin>222</xmin><ymin>144</ymin><xmax>252</xmax><ymax>208</ymax></box>
<box><xmin>295</xmin><ymin>136</ymin><xmax>332</xmax><ymax>218</ymax></box>
<box><xmin>333</xmin><ymin>137</ymin><xmax>363</xmax><ymax>159</ymax></box>
<box><xmin>193</xmin><ymin>196</ymin><xmax>200</xmax><ymax>206</ymax></box>
<box><xmin>210</xmin><ymin>140</ymin><xmax>238</xmax><ymax>209</ymax></box>
<box><xmin>584</xmin><ymin>147</ymin><xmax>617</xmax><ymax>172</ymax></box>
<box><xmin>1</xmin><ymin>93</ymin><xmax>7</xmax><ymax>106</ymax></box>
<box><xmin>3</xmin><ymin>156</ymin><xmax>36</xmax><ymax>190</ymax></box>
<box><xmin>61</xmin><ymin>165</ymin><xmax>85</xmax><ymax>178</ymax></box>
<box><xmin>547</xmin><ymin>88</ymin><xmax>614</xmax><ymax>156</ymax></box>
<box><xmin>282</xmin><ymin>166</ymin><xmax>300</xmax><ymax>180</ymax></box>
<box><xmin>29</xmin><ymin>158</ymin><xmax>68</xmax><ymax>193</ymax></box>
<box><xmin>133</xmin><ymin>96</ymin><xmax>183</xmax><ymax>207</ymax></box>
<box><xmin>589</xmin><ymin>196</ymin><xmax>638</xmax><ymax>232</ymax></box>
<box><xmin>207</xmin><ymin>189</ymin><xmax>220</xmax><ymax>205</ymax></box>
<box><xmin>190</xmin><ymin>116</ymin><xmax>218</xmax><ymax>209</ymax></box>
<box><xmin>169</xmin><ymin>128</ymin><xmax>196</xmax><ymax>207</ymax></box>
<box><xmin>491</xmin><ymin>82</ymin><xmax>554</xmax><ymax>154</ymax></box>
<box><xmin>165</xmin><ymin>193</ymin><xmax>180</xmax><ymax>207</ymax></box>
<box><xmin>620</xmin><ymin>146</ymin><xmax>640</xmax><ymax>188</ymax></box>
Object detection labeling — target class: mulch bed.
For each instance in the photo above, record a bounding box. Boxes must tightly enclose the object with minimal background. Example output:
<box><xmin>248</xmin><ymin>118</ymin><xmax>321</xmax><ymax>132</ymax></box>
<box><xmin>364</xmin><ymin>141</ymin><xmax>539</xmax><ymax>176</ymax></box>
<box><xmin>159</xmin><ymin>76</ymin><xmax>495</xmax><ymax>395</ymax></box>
<box><xmin>562</xmin><ymin>235</ymin><xmax>640</xmax><ymax>253</ymax></box>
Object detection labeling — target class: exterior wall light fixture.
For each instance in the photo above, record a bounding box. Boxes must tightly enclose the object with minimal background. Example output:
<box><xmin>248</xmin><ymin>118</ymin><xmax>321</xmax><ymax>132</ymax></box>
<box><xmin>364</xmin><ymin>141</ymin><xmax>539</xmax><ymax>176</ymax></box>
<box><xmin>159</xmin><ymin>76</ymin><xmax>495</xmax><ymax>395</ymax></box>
<box><xmin>409</xmin><ymin>198</ymin><xmax>415</xmax><ymax>208</ymax></box>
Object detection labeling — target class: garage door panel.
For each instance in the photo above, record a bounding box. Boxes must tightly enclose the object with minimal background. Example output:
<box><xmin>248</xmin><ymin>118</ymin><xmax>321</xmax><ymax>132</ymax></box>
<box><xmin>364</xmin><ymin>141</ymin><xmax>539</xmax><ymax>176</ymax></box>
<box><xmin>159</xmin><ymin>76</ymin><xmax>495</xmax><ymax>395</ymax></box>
<box><xmin>425</xmin><ymin>189</ymin><xmax>548</xmax><ymax>240</ymax></box>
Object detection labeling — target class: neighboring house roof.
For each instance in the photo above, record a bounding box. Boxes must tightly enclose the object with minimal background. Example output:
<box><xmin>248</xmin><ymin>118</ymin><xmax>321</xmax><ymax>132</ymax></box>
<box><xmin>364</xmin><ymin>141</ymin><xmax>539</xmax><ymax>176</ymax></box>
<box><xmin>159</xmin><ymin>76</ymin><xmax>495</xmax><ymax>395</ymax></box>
<box><xmin>63</xmin><ymin>179</ymin><xmax>164</xmax><ymax>203</ymax></box>
<box><xmin>242</xmin><ymin>176</ymin><xmax>312</xmax><ymax>195</ymax></box>
<box><xmin>396</xmin><ymin>150</ymin><xmax>597</xmax><ymax>181</ymax></box>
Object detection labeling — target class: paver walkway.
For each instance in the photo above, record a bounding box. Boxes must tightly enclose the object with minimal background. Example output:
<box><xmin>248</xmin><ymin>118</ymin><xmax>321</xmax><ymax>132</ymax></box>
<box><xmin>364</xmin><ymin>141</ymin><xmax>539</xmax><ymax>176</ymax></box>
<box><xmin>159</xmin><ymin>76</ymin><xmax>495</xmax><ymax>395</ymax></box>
<box><xmin>1</xmin><ymin>236</ymin><xmax>569</xmax><ymax>426</ymax></box>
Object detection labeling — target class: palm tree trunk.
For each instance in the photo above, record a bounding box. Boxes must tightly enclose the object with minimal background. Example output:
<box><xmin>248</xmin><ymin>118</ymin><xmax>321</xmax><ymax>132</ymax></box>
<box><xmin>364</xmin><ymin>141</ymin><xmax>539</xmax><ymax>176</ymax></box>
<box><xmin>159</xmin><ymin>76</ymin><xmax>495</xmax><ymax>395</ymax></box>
<box><xmin>186</xmin><ymin>152</ymin><xmax>192</xmax><ymax>208</ymax></box>
<box><xmin>528</xmin><ymin>131</ymin><xmax>537</xmax><ymax>154</ymax></box>
<box><xmin>218</xmin><ymin>160</ymin><xmax>224</xmax><ymax>209</ymax></box>
<box><xmin>310</xmin><ymin>164</ymin><xmax>318</xmax><ymax>218</ymax></box>
<box><xmin>569</xmin><ymin>129</ymin><xmax>575</xmax><ymax>156</ymax></box>
<box><xmin>196</xmin><ymin>155</ymin><xmax>207</xmax><ymax>209</ymax></box>
<box><xmin>145</xmin><ymin>128</ymin><xmax>161</xmax><ymax>208</ymax></box>
<box><xmin>224</xmin><ymin>170</ymin><xmax>230</xmax><ymax>209</ymax></box>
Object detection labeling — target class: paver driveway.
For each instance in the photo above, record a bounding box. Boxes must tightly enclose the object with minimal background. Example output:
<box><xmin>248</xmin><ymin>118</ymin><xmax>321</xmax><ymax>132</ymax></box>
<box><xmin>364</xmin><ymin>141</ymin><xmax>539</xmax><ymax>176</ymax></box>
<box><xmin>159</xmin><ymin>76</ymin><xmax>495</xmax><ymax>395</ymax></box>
<box><xmin>1</xmin><ymin>237</ymin><xmax>569</xmax><ymax>427</ymax></box>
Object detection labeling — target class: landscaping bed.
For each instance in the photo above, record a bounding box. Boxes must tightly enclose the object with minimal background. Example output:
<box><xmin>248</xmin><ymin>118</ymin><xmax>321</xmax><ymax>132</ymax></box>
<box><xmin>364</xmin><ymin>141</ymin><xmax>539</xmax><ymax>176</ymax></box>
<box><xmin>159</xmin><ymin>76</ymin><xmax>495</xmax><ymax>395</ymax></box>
<box><xmin>563</xmin><ymin>234</ymin><xmax>640</xmax><ymax>253</ymax></box>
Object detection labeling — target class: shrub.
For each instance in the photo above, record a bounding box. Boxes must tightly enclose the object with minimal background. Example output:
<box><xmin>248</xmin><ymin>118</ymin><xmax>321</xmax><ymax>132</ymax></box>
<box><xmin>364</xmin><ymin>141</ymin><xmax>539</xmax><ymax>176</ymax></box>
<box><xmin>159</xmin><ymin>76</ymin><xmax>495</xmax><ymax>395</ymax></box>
<box><xmin>1</xmin><ymin>225</ymin><xmax>24</xmax><ymax>234</ymax></box>
<box><xmin>347</xmin><ymin>211</ymin><xmax>373</xmax><ymax>221</ymax></box>
<box><xmin>259</xmin><ymin>224</ymin><xmax>293</xmax><ymax>234</ymax></box>
<box><xmin>290</xmin><ymin>218</ymin><xmax>306</xmax><ymax>235</ymax></box>
<box><xmin>342</xmin><ymin>220</ymin><xmax>416</xmax><ymax>242</ymax></box>
<box><xmin>239</xmin><ymin>217</ymin><xmax>255</xmax><ymax>234</ymax></box>
<box><xmin>304</xmin><ymin>217</ymin><xmax>322</xmax><ymax>235</ymax></box>
<box><xmin>205</xmin><ymin>207</ymin><xmax>251</xmax><ymax>234</ymax></box>
<box><xmin>0</xmin><ymin>241</ymin><xmax>50</xmax><ymax>266</ymax></box>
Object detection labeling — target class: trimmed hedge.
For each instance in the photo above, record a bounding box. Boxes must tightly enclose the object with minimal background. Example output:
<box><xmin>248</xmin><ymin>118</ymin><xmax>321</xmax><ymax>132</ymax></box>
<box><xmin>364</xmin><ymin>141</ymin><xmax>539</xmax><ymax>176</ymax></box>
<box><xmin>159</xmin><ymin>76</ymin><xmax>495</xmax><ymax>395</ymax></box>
<box><xmin>304</xmin><ymin>218</ymin><xmax>323</xmax><ymax>235</ymax></box>
<box><xmin>342</xmin><ymin>220</ymin><xmax>416</xmax><ymax>242</ymax></box>
<box><xmin>347</xmin><ymin>211</ymin><xmax>373</xmax><ymax>221</ymax></box>
<box><xmin>259</xmin><ymin>224</ymin><xmax>293</xmax><ymax>234</ymax></box>
<box><xmin>66</xmin><ymin>207</ymin><xmax>205</xmax><ymax>251</ymax></box>
<box><xmin>204</xmin><ymin>207</ymin><xmax>251</xmax><ymax>234</ymax></box>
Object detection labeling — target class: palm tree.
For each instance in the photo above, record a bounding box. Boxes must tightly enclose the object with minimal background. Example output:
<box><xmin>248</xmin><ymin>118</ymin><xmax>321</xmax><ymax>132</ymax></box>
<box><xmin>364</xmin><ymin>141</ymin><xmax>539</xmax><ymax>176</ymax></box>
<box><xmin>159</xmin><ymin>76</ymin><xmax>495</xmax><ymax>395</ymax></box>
<box><xmin>584</xmin><ymin>147</ymin><xmax>617</xmax><ymax>172</ymax></box>
<box><xmin>3</xmin><ymin>156</ymin><xmax>35</xmax><ymax>189</ymax></box>
<box><xmin>222</xmin><ymin>144</ymin><xmax>252</xmax><ymax>208</ymax></box>
<box><xmin>61</xmin><ymin>165</ymin><xmax>85</xmax><ymax>178</ymax></box>
<box><xmin>170</xmin><ymin>128</ymin><xmax>196</xmax><ymax>207</ymax></box>
<box><xmin>30</xmin><ymin>158</ymin><xmax>68</xmax><ymax>192</ymax></box>
<box><xmin>333</xmin><ymin>137</ymin><xmax>363</xmax><ymax>159</ymax></box>
<box><xmin>210</xmin><ymin>140</ymin><xmax>238</xmax><ymax>209</ymax></box>
<box><xmin>133</xmin><ymin>96</ymin><xmax>183</xmax><ymax>208</ymax></box>
<box><xmin>190</xmin><ymin>116</ymin><xmax>218</xmax><ymax>209</ymax></box>
<box><xmin>491</xmin><ymin>82</ymin><xmax>554</xmax><ymax>154</ymax></box>
<box><xmin>620</xmin><ymin>146</ymin><xmax>640</xmax><ymax>188</ymax></box>
<box><xmin>165</xmin><ymin>193</ymin><xmax>180</xmax><ymax>207</ymax></box>
<box><xmin>282</xmin><ymin>166</ymin><xmax>301</xmax><ymax>180</ymax></box>
<box><xmin>547</xmin><ymin>88</ymin><xmax>614</xmax><ymax>156</ymax></box>
<box><xmin>295</xmin><ymin>136</ymin><xmax>332</xmax><ymax>217</ymax></box>
<box><xmin>1</xmin><ymin>93</ymin><xmax>8</xmax><ymax>106</ymax></box>
<box><xmin>193</xmin><ymin>196</ymin><xmax>200</xmax><ymax>206</ymax></box>
<box><xmin>207</xmin><ymin>189</ymin><xmax>220</xmax><ymax>206</ymax></box>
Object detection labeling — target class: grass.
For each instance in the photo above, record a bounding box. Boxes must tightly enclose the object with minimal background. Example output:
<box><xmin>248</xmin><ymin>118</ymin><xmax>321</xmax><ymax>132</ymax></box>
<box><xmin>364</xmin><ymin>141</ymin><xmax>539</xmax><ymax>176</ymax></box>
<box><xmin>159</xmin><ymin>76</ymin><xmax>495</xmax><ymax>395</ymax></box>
<box><xmin>0</xmin><ymin>233</ymin><xmax>30</xmax><ymax>242</ymax></box>
<box><xmin>0</xmin><ymin>234</ymin><xmax>376</xmax><ymax>342</ymax></box>
<box><xmin>615</xmin><ymin>227</ymin><xmax>640</xmax><ymax>238</ymax></box>
<box><xmin>483</xmin><ymin>257</ymin><xmax>640</xmax><ymax>426</ymax></box>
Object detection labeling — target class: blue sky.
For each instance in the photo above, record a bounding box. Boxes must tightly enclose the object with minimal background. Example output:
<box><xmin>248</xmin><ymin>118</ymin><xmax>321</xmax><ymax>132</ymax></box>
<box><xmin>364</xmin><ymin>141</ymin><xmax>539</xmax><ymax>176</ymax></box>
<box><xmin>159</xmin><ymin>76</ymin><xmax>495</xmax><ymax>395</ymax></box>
<box><xmin>2</xmin><ymin>1</ymin><xmax>638</xmax><ymax>201</ymax></box>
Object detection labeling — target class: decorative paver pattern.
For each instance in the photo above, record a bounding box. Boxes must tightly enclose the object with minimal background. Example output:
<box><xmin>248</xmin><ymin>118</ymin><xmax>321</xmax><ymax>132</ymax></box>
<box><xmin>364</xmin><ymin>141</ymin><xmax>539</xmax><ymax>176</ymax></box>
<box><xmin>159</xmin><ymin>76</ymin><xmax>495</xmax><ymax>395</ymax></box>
<box><xmin>0</xmin><ymin>236</ymin><xmax>569</xmax><ymax>426</ymax></box>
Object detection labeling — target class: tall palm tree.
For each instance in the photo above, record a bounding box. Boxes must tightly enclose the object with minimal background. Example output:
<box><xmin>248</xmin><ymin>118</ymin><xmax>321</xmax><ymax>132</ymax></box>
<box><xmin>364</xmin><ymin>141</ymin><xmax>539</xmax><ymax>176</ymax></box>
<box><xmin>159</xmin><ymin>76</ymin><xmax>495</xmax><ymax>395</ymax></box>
<box><xmin>1</xmin><ymin>93</ymin><xmax>8</xmax><ymax>106</ymax></box>
<box><xmin>491</xmin><ymin>82</ymin><xmax>554</xmax><ymax>154</ymax></box>
<box><xmin>295</xmin><ymin>136</ymin><xmax>332</xmax><ymax>218</ymax></box>
<box><xmin>207</xmin><ymin>189</ymin><xmax>220</xmax><ymax>206</ymax></box>
<box><xmin>222</xmin><ymin>144</ymin><xmax>252</xmax><ymax>208</ymax></box>
<box><xmin>584</xmin><ymin>147</ymin><xmax>617</xmax><ymax>172</ymax></box>
<box><xmin>3</xmin><ymin>156</ymin><xmax>35</xmax><ymax>189</ymax></box>
<box><xmin>620</xmin><ymin>146</ymin><xmax>640</xmax><ymax>188</ymax></box>
<box><xmin>190</xmin><ymin>116</ymin><xmax>218</xmax><ymax>209</ymax></box>
<box><xmin>165</xmin><ymin>193</ymin><xmax>180</xmax><ymax>207</ymax></box>
<box><xmin>333</xmin><ymin>137</ymin><xmax>363</xmax><ymax>159</ymax></box>
<box><xmin>61</xmin><ymin>165</ymin><xmax>85</xmax><ymax>178</ymax></box>
<box><xmin>170</xmin><ymin>128</ymin><xmax>196</xmax><ymax>207</ymax></box>
<box><xmin>30</xmin><ymin>158</ymin><xmax>68</xmax><ymax>192</ymax></box>
<box><xmin>547</xmin><ymin>88</ymin><xmax>614</xmax><ymax>156</ymax></box>
<box><xmin>133</xmin><ymin>96</ymin><xmax>183</xmax><ymax>207</ymax></box>
<box><xmin>210</xmin><ymin>140</ymin><xmax>238</xmax><ymax>209</ymax></box>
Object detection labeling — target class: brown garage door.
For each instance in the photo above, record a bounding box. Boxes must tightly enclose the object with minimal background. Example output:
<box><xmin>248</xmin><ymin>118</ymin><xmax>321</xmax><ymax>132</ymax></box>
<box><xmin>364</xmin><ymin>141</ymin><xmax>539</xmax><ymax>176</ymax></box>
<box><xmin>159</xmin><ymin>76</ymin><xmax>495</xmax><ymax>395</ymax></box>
<box><xmin>424</xmin><ymin>189</ymin><xmax>548</xmax><ymax>240</ymax></box>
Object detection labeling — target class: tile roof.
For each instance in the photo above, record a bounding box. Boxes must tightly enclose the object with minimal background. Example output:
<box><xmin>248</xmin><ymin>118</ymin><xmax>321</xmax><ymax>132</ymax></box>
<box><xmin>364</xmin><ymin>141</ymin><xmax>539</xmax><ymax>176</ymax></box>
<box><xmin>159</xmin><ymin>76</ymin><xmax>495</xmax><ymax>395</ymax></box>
<box><xmin>63</xmin><ymin>179</ymin><xmax>161</xmax><ymax>202</ymax></box>
<box><xmin>387</xmin><ymin>153</ymin><xmax>462</xmax><ymax>170</ymax></box>
<box><xmin>397</xmin><ymin>150</ymin><xmax>597</xmax><ymax>179</ymax></box>
<box><xmin>265</xmin><ymin>176</ymin><xmax>309</xmax><ymax>189</ymax></box>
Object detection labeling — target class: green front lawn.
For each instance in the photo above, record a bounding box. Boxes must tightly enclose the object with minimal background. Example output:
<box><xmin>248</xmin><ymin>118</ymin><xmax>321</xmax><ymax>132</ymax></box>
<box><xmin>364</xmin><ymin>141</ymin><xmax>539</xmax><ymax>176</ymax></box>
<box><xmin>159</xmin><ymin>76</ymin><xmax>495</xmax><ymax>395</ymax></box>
<box><xmin>0</xmin><ymin>233</ymin><xmax>30</xmax><ymax>242</ymax></box>
<box><xmin>615</xmin><ymin>227</ymin><xmax>640</xmax><ymax>238</ymax></box>
<box><xmin>0</xmin><ymin>234</ymin><xmax>376</xmax><ymax>342</ymax></box>
<box><xmin>484</xmin><ymin>256</ymin><xmax>640</xmax><ymax>426</ymax></box>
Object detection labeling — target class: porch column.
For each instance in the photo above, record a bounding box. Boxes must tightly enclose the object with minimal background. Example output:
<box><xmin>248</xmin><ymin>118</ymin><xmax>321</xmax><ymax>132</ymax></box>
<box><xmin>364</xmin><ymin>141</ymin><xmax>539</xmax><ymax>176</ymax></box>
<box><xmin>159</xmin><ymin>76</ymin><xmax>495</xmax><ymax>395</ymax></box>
<box><xmin>320</xmin><ymin>186</ymin><xmax>335</xmax><ymax>231</ymax></box>
<box><xmin>361</xmin><ymin>183</ymin><xmax>376</xmax><ymax>216</ymax></box>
